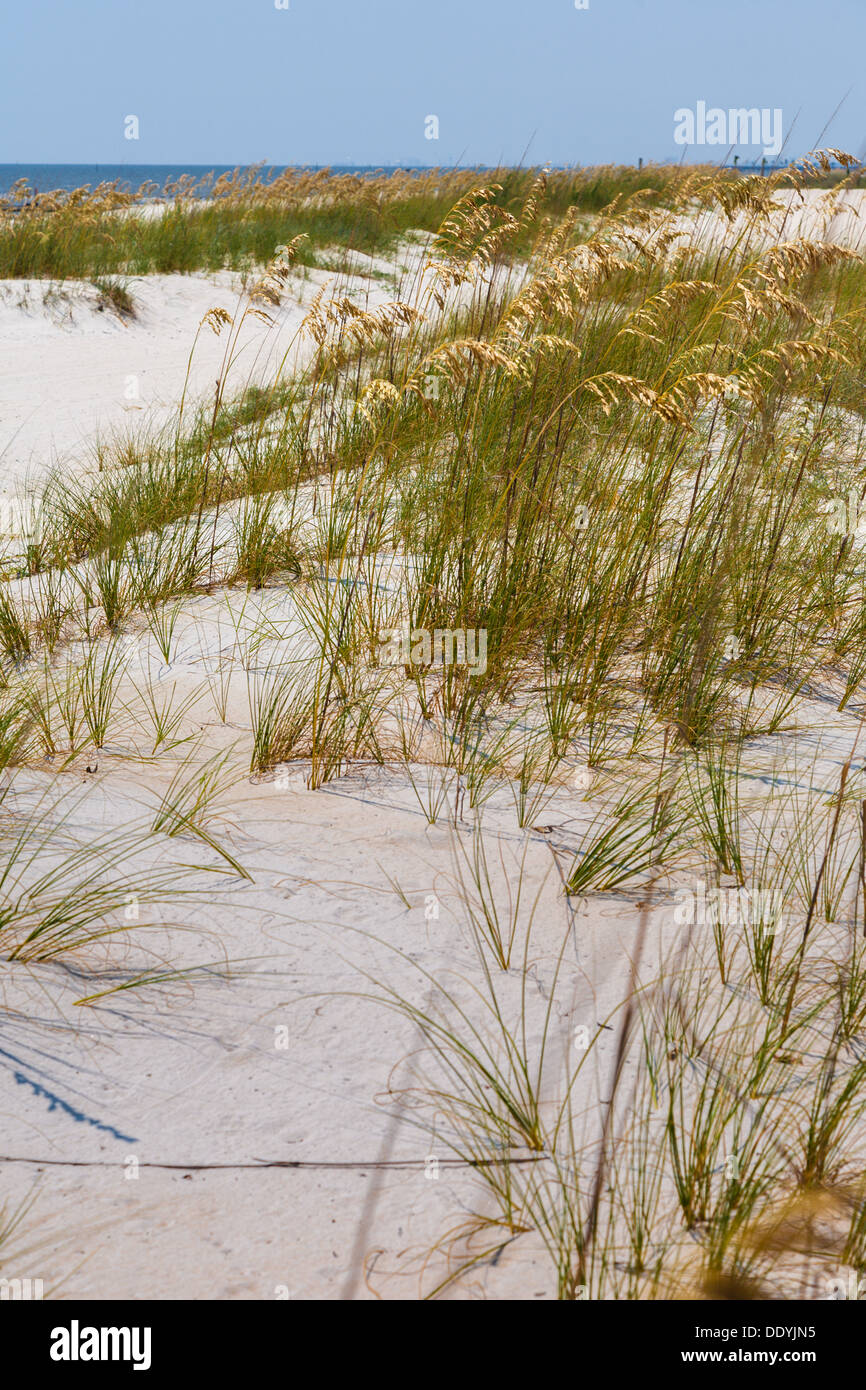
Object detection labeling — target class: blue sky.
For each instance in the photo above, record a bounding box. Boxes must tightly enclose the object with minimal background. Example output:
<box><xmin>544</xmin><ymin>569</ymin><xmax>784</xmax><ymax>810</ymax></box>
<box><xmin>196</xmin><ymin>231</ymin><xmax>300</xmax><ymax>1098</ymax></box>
<box><xmin>2</xmin><ymin>0</ymin><xmax>863</xmax><ymax>167</ymax></box>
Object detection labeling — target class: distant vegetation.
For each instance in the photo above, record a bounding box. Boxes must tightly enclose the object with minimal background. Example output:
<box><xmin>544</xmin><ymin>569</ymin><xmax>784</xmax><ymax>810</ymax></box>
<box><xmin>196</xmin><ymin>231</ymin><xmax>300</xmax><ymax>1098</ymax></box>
<box><xmin>0</xmin><ymin>160</ymin><xmax>857</xmax><ymax>282</ymax></box>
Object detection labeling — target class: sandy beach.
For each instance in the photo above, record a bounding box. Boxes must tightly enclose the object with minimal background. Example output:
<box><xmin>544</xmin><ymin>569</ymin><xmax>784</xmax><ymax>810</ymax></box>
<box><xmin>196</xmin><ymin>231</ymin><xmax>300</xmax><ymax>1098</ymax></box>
<box><xmin>2</xmin><ymin>166</ymin><xmax>866</xmax><ymax>1311</ymax></box>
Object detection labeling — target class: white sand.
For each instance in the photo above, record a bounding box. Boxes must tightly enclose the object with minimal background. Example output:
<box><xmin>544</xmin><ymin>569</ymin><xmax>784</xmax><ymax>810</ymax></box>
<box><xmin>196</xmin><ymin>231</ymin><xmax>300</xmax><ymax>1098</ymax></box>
<box><xmin>0</xmin><ymin>245</ymin><xmax>421</xmax><ymax>500</ymax></box>
<box><xmin>667</xmin><ymin>186</ymin><xmax>866</xmax><ymax>256</ymax></box>
<box><xmin>1</xmin><ymin>216</ymin><xmax>864</xmax><ymax>1301</ymax></box>
<box><xmin>0</xmin><ymin>246</ymin><xmax>567</xmax><ymax>1300</ymax></box>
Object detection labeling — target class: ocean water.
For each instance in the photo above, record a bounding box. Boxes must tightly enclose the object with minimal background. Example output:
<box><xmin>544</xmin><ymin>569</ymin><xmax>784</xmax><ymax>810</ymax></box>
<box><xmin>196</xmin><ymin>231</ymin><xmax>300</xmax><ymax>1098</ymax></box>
<box><xmin>0</xmin><ymin>164</ymin><xmax>436</xmax><ymax>197</ymax></box>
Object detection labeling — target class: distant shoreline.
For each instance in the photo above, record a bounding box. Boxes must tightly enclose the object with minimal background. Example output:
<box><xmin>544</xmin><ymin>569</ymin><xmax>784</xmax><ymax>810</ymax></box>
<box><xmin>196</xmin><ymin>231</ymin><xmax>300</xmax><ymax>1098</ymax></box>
<box><xmin>0</xmin><ymin>158</ymin><xmax>810</xmax><ymax>198</ymax></box>
<box><xmin>0</xmin><ymin>164</ymin><xmax>498</xmax><ymax>197</ymax></box>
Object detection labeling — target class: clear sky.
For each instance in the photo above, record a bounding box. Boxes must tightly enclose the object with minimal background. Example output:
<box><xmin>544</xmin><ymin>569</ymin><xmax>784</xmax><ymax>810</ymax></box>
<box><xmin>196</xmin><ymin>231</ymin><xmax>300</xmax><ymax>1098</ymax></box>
<box><xmin>2</xmin><ymin>0</ymin><xmax>863</xmax><ymax>167</ymax></box>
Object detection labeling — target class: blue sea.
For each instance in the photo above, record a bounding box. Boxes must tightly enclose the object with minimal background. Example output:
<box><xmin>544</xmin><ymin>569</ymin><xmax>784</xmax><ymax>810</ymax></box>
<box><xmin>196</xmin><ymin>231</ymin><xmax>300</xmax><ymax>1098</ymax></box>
<box><xmin>0</xmin><ymin>164</ymin><xmax>444</xmax><ymax>197</ymax></box>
